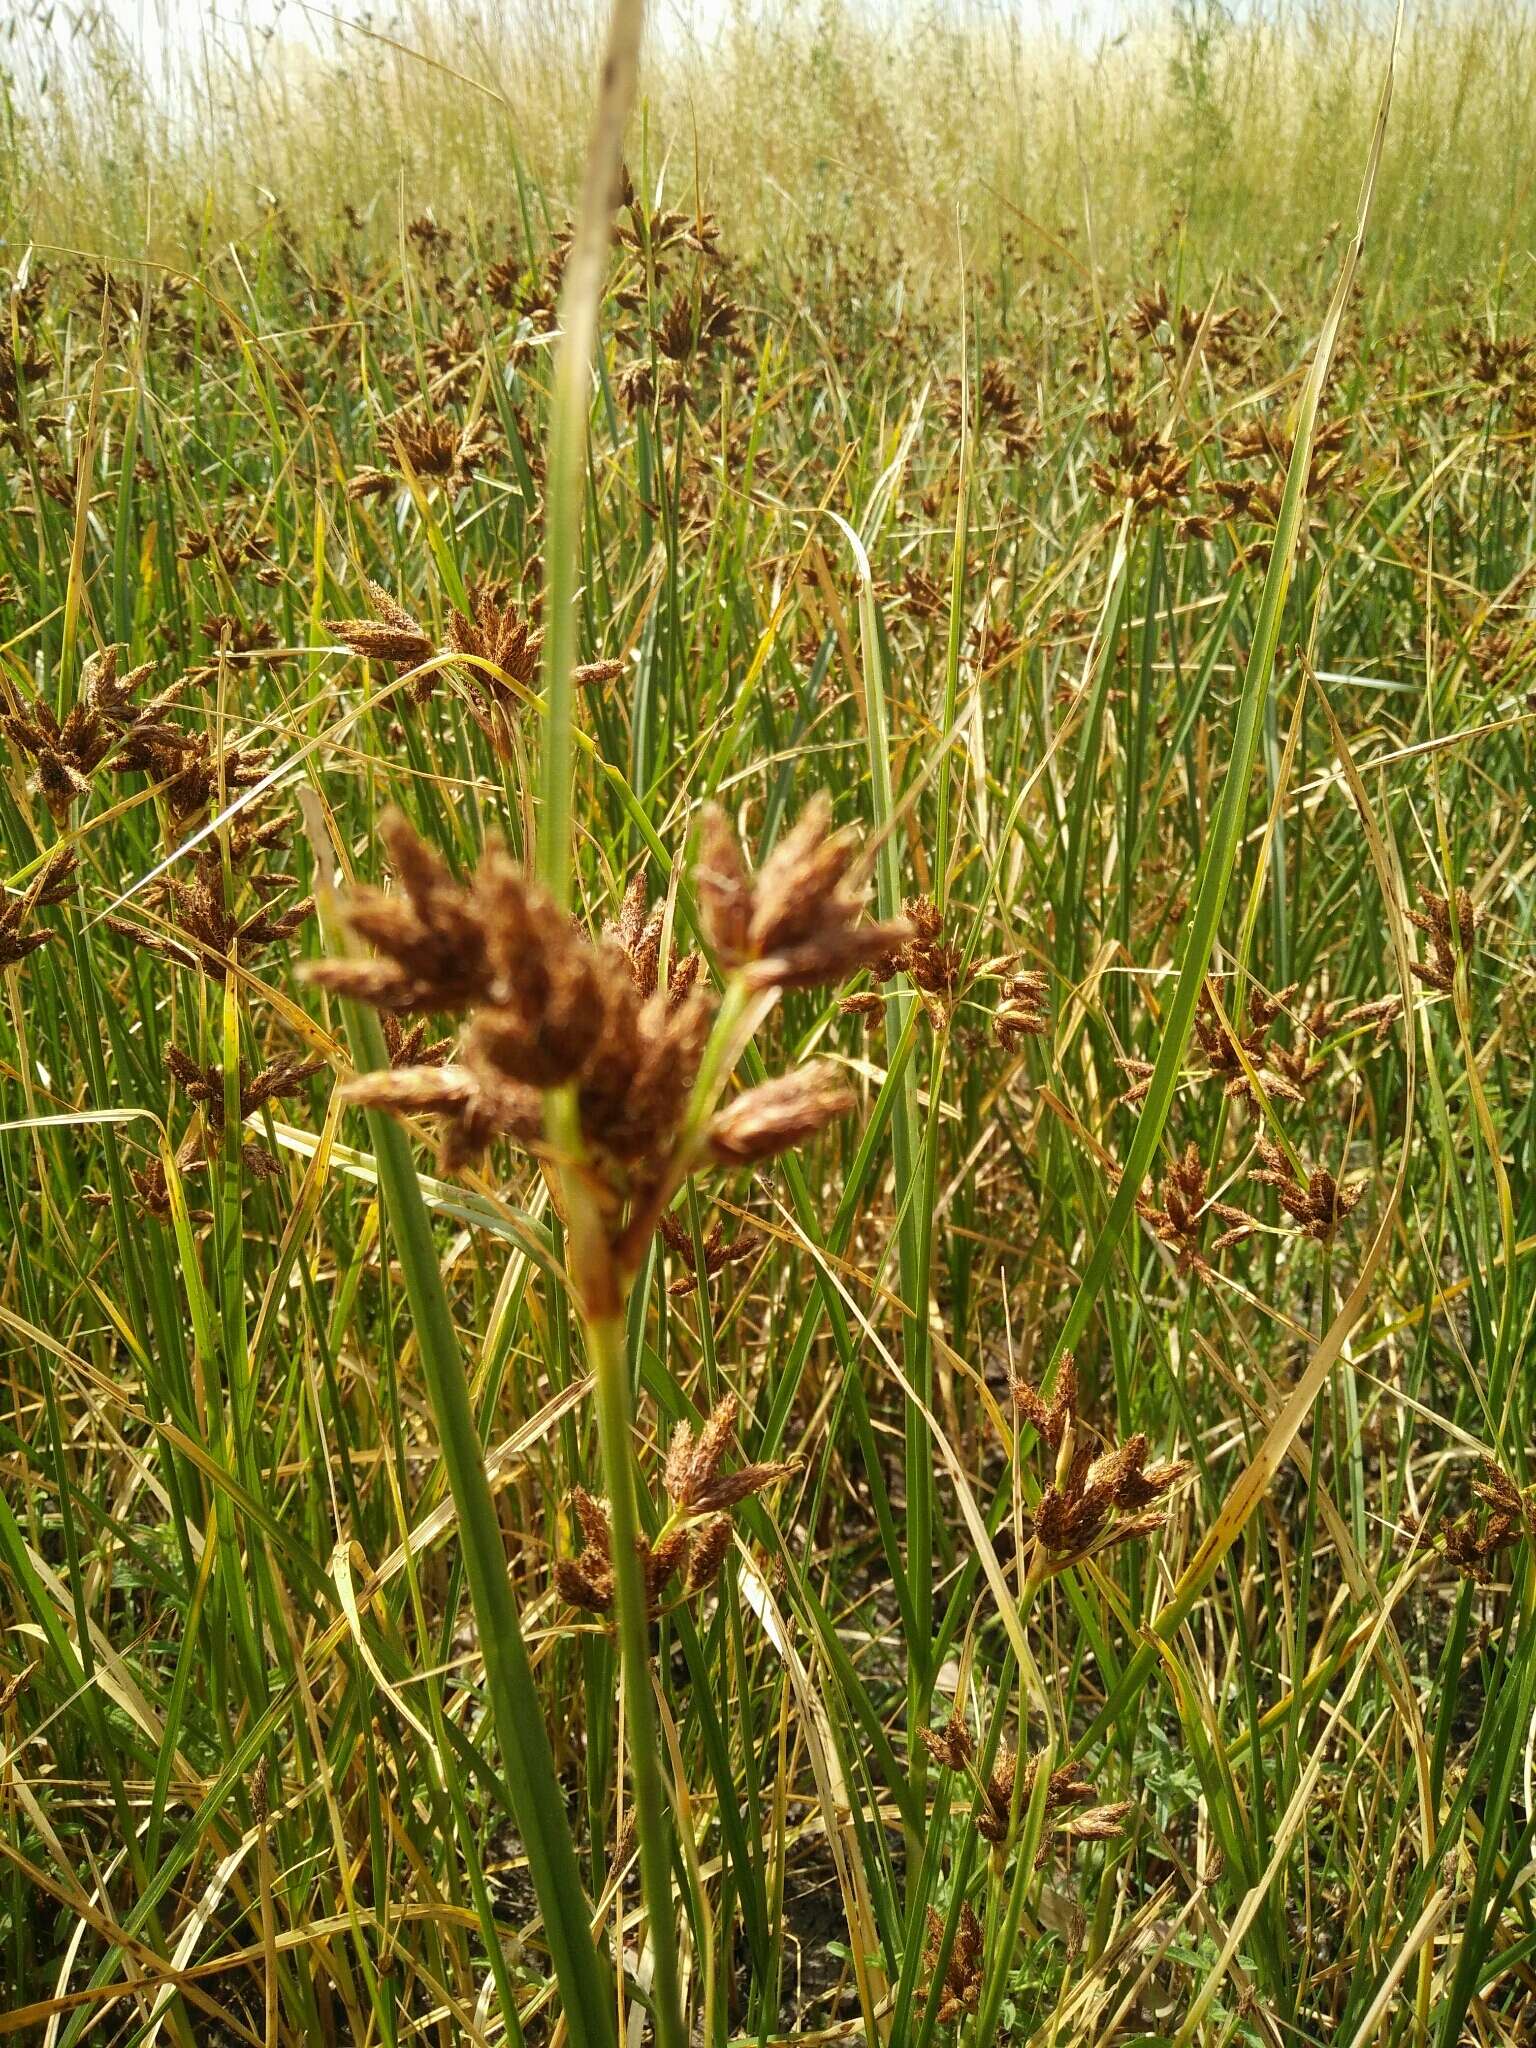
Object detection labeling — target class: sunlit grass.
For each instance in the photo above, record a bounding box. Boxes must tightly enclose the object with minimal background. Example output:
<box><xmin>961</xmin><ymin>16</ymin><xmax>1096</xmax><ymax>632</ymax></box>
<box><xmin>0</xmin><ymin>2</ymin><xmax>1534</xmax><ymax>2043</ymax></box>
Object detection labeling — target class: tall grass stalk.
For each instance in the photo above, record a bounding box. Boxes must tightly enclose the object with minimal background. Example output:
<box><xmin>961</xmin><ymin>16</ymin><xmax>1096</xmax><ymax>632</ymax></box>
<box><xmin>533</xmin><ymin>3</ymin><xmax>689</xmax><ymax>2045</ymax></box>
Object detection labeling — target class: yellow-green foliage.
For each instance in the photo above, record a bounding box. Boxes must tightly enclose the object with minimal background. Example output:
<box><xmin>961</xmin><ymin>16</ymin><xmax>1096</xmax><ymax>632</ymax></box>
<box><xmin>7</xmin><ymin>0</ymin><xmax>1536</xmax><ymax>298</ymax></box>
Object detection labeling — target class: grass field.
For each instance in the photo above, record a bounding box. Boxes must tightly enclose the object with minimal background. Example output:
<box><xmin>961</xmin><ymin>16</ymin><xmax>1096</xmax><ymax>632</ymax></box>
<box><xmin>1</xmin><ymin>0</ymin><xmax>1535</xmax><ymax>2041</ymax></box>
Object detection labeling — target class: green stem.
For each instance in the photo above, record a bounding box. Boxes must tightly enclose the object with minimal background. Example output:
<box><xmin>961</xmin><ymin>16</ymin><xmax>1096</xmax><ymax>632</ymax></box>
<box><xmin>341</xmin><ymin>995</ymin><xmax>615</xmax><ymax>2048</ymax></box>
<box><xmin>588</xmin><ymin>1308</ymin><xmax>689</xmax><ymax>2048</ymax></box>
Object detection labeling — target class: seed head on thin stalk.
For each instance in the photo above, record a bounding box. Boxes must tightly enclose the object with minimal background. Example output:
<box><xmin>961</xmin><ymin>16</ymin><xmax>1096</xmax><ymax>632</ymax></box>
<box><xmin>165</xmin><ymin>1043</ymin><xmax>326</xmax><ymax>1181</ymax></box>
<box><xmin>973</xmin><ymin>1747</ymin><xmax>1130</xmax><ymax>1859</ymax></box>
<box><xmin>1251</xmin><ymin>1135</ymin><xmax>1366</xmax><ymax>1243</ymax></box>
<box><xmin>706</xmin><ymin>1063</ymin><xmax>855</xmax><ymax>1165</ymax></box>
<box><xmin>108</xmin><ymin>859</ymin><xmax>313</xmax><ymax>985</ymax></box>
<box><xmin>1008</xmin><ymin>1359</ymin><xmax>1190</xmax><ymax>1576</ymax></box>
<box><xmin>307</xmin><ymin>786</ymin><xmax>889</xmax><ymax>2048</ymax></box>
<box><xmin>995</xmin><ymin>969</ymin><xmax>1050</xmax><ymax>1049</ymax></box>
<box><xmin>922</xmin><ymin>1901</ymin><xmax>985</xmax><ymax>2027</ymax></box>
<box><xmin>656</xmin><ymin>1208</ymin><xmax>759</xmax><ymax>1296</ymax></box>
<box><xmin>1134</xmin><ymin>1142</ymin><xmax>1256</xmax><ymax>1278</ymax></box>
<box><xmin>1193</xmin><ymin>982</ymin><xmax>1298</xmax><ymax>1102</ymax></box>
<box><xmin>3</xmin><ymin>644</ymin><xmax>162</xmax><ymax>816</ymax></box>
<box><xmin>0</xmin><ymin>849</ymin><xmax>74</xmax><ymax>970</ymax></box>
<box><xmin>919</xmin><ymin>1708</ymin><xmax>976</xmax><ymax>1774</ymax></box>
<box><xmin>555</xmin><ymin>1395</ymin><xmax>793</xmax><ymax>1618</ymax></box>
<box><xmin>327</xmin><ymin>580</ymin><xmax>619</xmax><ymax>723</ymax></box>
<box><xmin>1439</xmin><ymin>1462</ymin><xmax>1535</xmax><ymax>1583</ymax></box>
<box><xmin>695</xmin><ymin>791</ymin><xmax>909</xmax><ymax>990</ymax></box>
<box><xmin>837</xmin><ymin>893</ymin><xmax>1021</xmax><ymax>1031</ymax></box>
<box><xmin>1407</xmin><ymin>883</ymin><xmax>1477</xmax><ymax>994</ymax></box>
<box><xmin>324</xmin><ymin>582</ymin><xmax>435</xmax><ymax>676</ymax></box>
<box><xmin>308</xmin><ymin>799</ymin><xmax>895</xmax><ymax>1273</ymax></box>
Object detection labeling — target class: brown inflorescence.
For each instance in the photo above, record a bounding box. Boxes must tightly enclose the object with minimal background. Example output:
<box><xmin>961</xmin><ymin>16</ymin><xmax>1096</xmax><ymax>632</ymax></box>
<box><xmin>1439</xmin><ymin>1461</ymin><xmax>1536</xmax><ymax>1584</ymax></box>
<box><xmin>1136</xmin><ymin>1142</ymin><xmax>1256</xmax><ymax>1278</ymax></box>
<box><xmin>695</xmin><ymin>792</ymin><xmax>910</xmax><ymax>991</ymax></box>
<box><xmin>311</xmin><ymin>800</ymin><xmax>890</xmax><ymax>1253</ymax></box>
<box><xmin>1408</xmin><ymin>883</ymin><xmax>1476</xmax><ymax>995</ymax></box>
<box><xmin>309</xmin><ymin>811</ymin><xmax>711</xmax><ymax>1187</ymax></box>
<box><xmin>1010</xmin><ymin>1357</ymin><xmax>1191</xmax><ymax>1572</ymax></box>
<box><xmin>1251</xmin><ymin>1135</ymin><xmax>1365</xmax><ymax>1244</ymax></box>
<box><xmin>556</xmin><ymin>1395</ymin><xmax>790</xmax><ymax>1620</ymax></box>
<box><xmin>922</xmin><ymin>1901</ymin><xmax>985</xmax><ymax>2027</ymax></box>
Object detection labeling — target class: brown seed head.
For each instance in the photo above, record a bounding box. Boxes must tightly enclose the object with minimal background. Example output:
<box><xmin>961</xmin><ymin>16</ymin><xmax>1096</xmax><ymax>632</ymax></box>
<box><xmin>1408</xmin><ymin>883</ymin><xmax>1477</xmax><ymax>993</ymax></box>
<box><xmin>919</xmin><ymin>1708</ymin><xmax>975</xmax><ymax>1774</ymax></box>
<box><xmin>706</xmin><ymin>1062</ymin><xmax>855</xmax><ymax>1165</ymax></box>
<box><xmin>684</xmin><ymin>1514</ymin><xmax>734</xmax><ymax>1593</ymax></box>
<box><xmin>1011</xmin><ymin>1356</ymin><xmax>1077</xmax><ymax>1451</ymax></box>
<box><xmin>696</xmin><ymin>794</ymin><xmax>910</xmax><ymax>990</ymax></box>
<box><xmin>996</xmin><ymin>970</ymin><xmax>1049</xmax><ymax>1049</ymax></box>
<box><xmin>922</xmin><ymin>1901</ymin><xmax>985</xmax><ymax>2025</ymax></box>
<box><xmin>325</xmin><ymin>581</ymin><xmax>435</xmax><ymax>670</ymax></box>
<box><xmin>664</xmin><ymin>1395</ymin><xmax>793</xmax><ymax>1512</ymax></box>
<box><xmin>305</xmin><ymin>810</ymin><xmax>494</xmax><ymax>1013</ymax></box>
<box><xmin>1251</xmin><ymin>1135</ymin><xmax>1365</xmax><ymax>1243</ymax></box>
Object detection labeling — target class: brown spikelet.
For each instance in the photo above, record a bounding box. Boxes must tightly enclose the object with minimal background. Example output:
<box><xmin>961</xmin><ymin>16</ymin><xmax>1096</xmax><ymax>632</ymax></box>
<box><xmin>34</xmin><ymin>848</ymin><xmax>79</xmax><ymax>908</ymax></box>
<box><xmin>0</xmin><ymin>888</ymin><xmax>54</xmax><ymax>970</ymax></box>
<box><xmin>0</xmin><ymin>1659</ymin><xmax>38</xmax><ymax>1716</ymax></box>
<box><xmin>574</xmin><ymin>658</ymin><xmax>625</xmax><ymax>690</ymax></box>
<box><xmin>922</xmin><ymin>1901</ymin><xmax>985</xmax><ymax>2026</ymax></box>
<box><xmin>1192</xmin><ymin>982</ymin><xmax>1298</xmax><ymax>1102</ymax></box>
<box><xmin>1131</xmin><ymin>1143</ymin><xmax>1258</xmax><ymax>1274</ymax></box>
<box><xmin>1251</xmin><ymin>1134</ymin><xmax>1365</xmax><ymax>1243</ymax></box>
<box><xmin>1115</xmin><ymin>1055</ymin><xmax>1155</xmax><ymax>1107</ymax></box>
<box><xmin>1439</xmin><ymin>1461</ymin><xmax>1532</xmax><ymax>1583</ymax></box>
<box><xmin>664</xmin><ymin>1395</ymin><xmax>793</xmax><ymax>1512</ymax></box>
<box><xmin>603</xmin><ymin>871</ymin><xmax>699</xmax><ymax>1004</ymax></box>
<box><xmin>659</xmin><ymin>1214</ymin><xmax>760</xmax><ymax>1295</ymax></box>
<box><xmin>664</xmin><ymin>1394</ymin><xmax>735</xmax><ymax>1505</ymax></box>
<box><xmin>324</xmin><ymin>582</ymin><xmax>435</xmax><ymax>670</ymax></box>
<box><xmin>554</xmin><ymin>1554</ymin><xmax>615</xmax><ymax>1614</ymax></box>
<box><xmin>684</xmin><ymin>1514</ymin><xmax>734</xmax><ymax>1593</ymax></box>
<box><xmin>696</xmin><ymin>794</ymin><xmax>910</xmax><ymax>990</ymax></box>
<box><xmin>919</xmin><ymin>1708</ymin><xmax>975</xmax><ymax>1774</ymax></box>
<box><xmin>448</xmin><ymin>580</ymin><xmax>543</xmax><ymax>734</ymax></box>
<box><xmin>3</xmin><ymin>644</ymin><xmax>169</xmax><ymax>817</ymax></box>
<box><xmin>342</xmin><ymin>1064</ymin><xmax>543</xmax><ymax>1172</ymax></box>
<box><xmin>1407</xmin><ymin>883</ymin><xmax>1477</xmax><ymax>994</ymax></box>
<box><xmin>381</xmin><ymin>1014</ymin><xmax>454</xmax><ymax>1069</ymax></box>
<box><xmin>977</xmin><ymin>1744</ymin><xmax>1019</xmax><ymax>1841</ymax></box>
<box><xmin>995</xmin><ymin>969</ymin><xmax>1049</xmax><ymax>1048</ymax></box>
<box><xmin>1017</xmin><ymin>1389</ymin><xmax>1191</xmax><ymax>1571</ymax></box>
<box><xmin>1011</xmin><ymin>1356</ymin><xmax>1077</xmax><ymax>1450</ymax></box>
<box><xmin>1063</xmin><ymin>1800</ymin><xmax>1132</xmax><ymax>1841</ymax></box>
<box><xmin>707</xmin><ymin>1063</ymin><xmax>855</xmax><ymax>1165</ymax></box>
<box><xmin>1339</xmin><ymin>994</ymin><xmax>1403</xmax><ymax>1042</ymax></box>
<box><xmin>304</xmin><ymin>809</ymin><xmax>494</xmax><ymax>1014</ymax></box>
